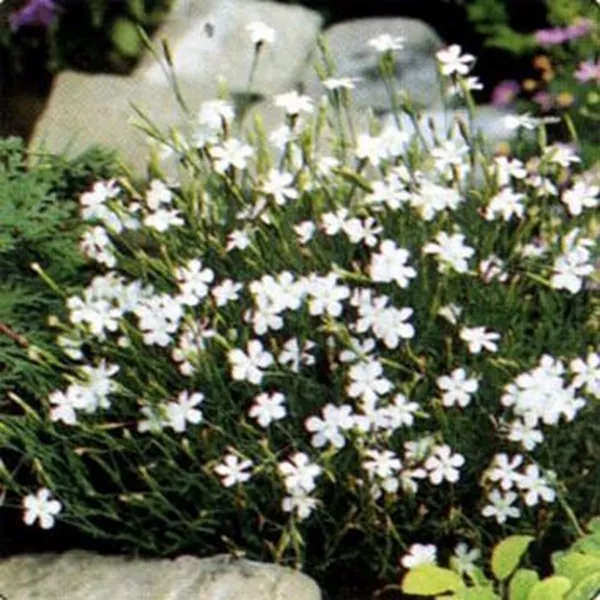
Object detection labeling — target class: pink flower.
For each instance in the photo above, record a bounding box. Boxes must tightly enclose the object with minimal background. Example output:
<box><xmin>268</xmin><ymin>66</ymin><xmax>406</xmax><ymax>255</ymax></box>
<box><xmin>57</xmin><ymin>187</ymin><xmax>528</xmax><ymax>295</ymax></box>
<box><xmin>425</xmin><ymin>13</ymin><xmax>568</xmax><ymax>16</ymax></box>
<box><xmin>535</xmin><ymin>28</ymin><xmax>567</xmax><ymax>46</ymax></box>
<box><xmin>532</xmin><ymin>91</ymin><xmax>554</xmax><ymax>112</ymax></box>
<box><xmin>491</xmin><ymin>80</ymin><xmax>520</xmax><ymax>106</ymax></box>
<box><xmin>575</xmin><ymin>60</ymin><xmax>600</xmax><ymax>84</ymax></box>
<box><xmin>563</xmin><ymin>18</ymin><xmax>594</xmax><ymax>42</ymax></box>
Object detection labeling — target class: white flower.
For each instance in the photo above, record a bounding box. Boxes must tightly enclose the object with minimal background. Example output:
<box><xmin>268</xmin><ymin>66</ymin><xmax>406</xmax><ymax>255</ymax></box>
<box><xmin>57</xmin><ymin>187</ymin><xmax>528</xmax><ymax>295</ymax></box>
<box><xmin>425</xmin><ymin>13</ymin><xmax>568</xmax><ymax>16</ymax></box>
<box><xmin>438</xmin><ymin>303</ymin><xmax>463</xmax><ymax>325</ymax></box>
<box><xmin>424</xmin><ymin>444</ymin><xmax>465</xmax><ymax>485</ymax></box>
<box><xmin>486</xmin><ymin>188</ymin><xmax>526</xmax><ymax>221</ymax></box>
<box><xmin>437</xmin><ymin>368</ymin><xmax>479</xmax><ymax>408</ymax></box>
<box><xmin>561</xmin><ymin>181</ymin><xmax>599</xmax><ymax>216</ymax></box>
<box><xmin>479</xmin><ymin>254</ymin><xmax>508</xmax><ymax>283</ymax></box>
<box><xmin>508</xmin><ymin>419</ymin><xmax>544</xmax><ymax>451</ymax></box>
<box><xmin>246</xmin><ymin>21</ymin><xmax>276</xmax><ymax>46</ymax></box>
<box><xmin>486</xmin><ymin>453</ymin><xmax>524</xmax><ymax>491</ymax></box>
<box><xmin>385</xmin><ymin>393</ymin><xmax>420</xmax><ymax>429</ymax></box>
<box><xmin>517</xmin><ymin>464</ymin><xmax>556</xmax><ymax>507</ymax></box>
<box><xmin>355</xmin><ymin>133</ymin><xmax>388</xmax><ymax>167</ymax></box>
<box><xmin>321</xmin><ymin>208</ymin><xmax>350</xmax><ymax>236</ymax></box>
<box><xmin>347</xmin><ymin>359</ymin><xmax>392</xmax><ymax>405</ymax></box>
<box><xmin>423</xmin><ymin>231</ymin><xmax>475</xmax><ymax>274</ymax></box>
<box><xmin>261</xmin><ymin>169</ymin><xmax>298</xmax><ymax>206</ymax></box>
<box><xmin>369</xmin><ymin>240</ymin><xmax>417</xmax><ymax>288</ymax></box>
<box><xmin>282</xmin><ymin>490</ymin><xmax>318</xmax><ymax>520</ymax></box>
<box><xmin>294</xmin><ymin>220</ymin><xmax>316</xmax><ymax>244</ymax></box>
<box><xmin>401</xmin><ymin>544</ymin><xmax>438</xmax><ymax>569</ymax></box>
<box><xmin>143</xmin><ymin>207</ymin><xmax>184</xmax><ymax>232</ymax></box>
<box><xmin>165</xmin><ymin>391</ymin><xmax>204</xmax><ymax>433</ymax></box>
<box><xmin>175</xmin><ymin>258</ymin><xmax>214</xmax><ymax>306</ymax></box>
<box><xmin>278</xmin><ymin>452</ymin><xmax>322</xmax><ymax>493</ymax></box>
<box><xmin>210</xmin><ymin>138</ymin><xmax>254</xmax><ymax>173</ymax></box>
<box><xmin>137</xmin><ymin>405</ymin><xmax>167</xmax><ymax>434</ymax></box>
<box><xmin>544</xmin><ymin>143</ymin><xmax>580</xmax><ymax>168</ymax></box>
<box><xmin>322</xmin><ymin>77</ymin><xmax>361</xmax><ymax>90</ymax></box>
<box><xmin>274</xmin><ymin>90</ymin><xmax>314</xmax><ymax>116</ymax></box>
<box><xmin>48</xmin><ymin>387</ymin><xmax>82</xmax><ymax>425</ymax></box>
<box><xmin>481</xmin><ymin>489</ymin><xmax>521</xmax><ymax>524</ymax></box>
<box><xmin>305</xmin><ymin>272</ymin><xmax>350</xmax><ymax>318</ymax></box>
<box><xmin>447</xmin><ymin>76</ymin><xmax>483</xmax><ymax>97</ymax></box>
<box><xmin>145</xmin><ymin>179</ymin><xmax>173</xmax><ymax>211</ymax></box>
<box><xmin>339</xmin><ymin>337</ymin><xmax>376</xmax><ymax>364</ymax></box>
<box><xmin>23</xmin><ymin>488</ymin><xmax>62</xmax><ymax>529</ymax></box>
<box><xmin>436</xmin><ymin>44</ymin><xmax>475</xmax><ymax>76</ymax></box>
<box><xmin>305</xmin><ymin>404</ymin><xmax>354</xmax><ymax>449</ymax></box>
<box><xmin>278</xmin><ymin>337</ymin><xmax>315</xmax><ymax>373</ymax></box>
<box><xmin>502</xmin><ymin>113</ymin><xmax>559</xmax><ymax>131</ymax></box>
<box><xmin>570</xmin><ymin>352</ymin><xmax>600</xmax><ymax>398</ymax></box>
<box><xmin>212</xmin><ymin>279</ymin><xmax>243</xmax><ymax>307</ymax></box>
<box><xmin>228</xmin><ymin>340</ymin><xmax>274</xmax><ymax>385</ymax></box>
<box><xmin>367</xmin><ymin>33</ymin><xmax>405</xmax><ymax>53</ymax></box>
<box><xmin>214</xmin><ymin>454</ymin><xmax>253</xmax><ymax>487</ymax></box>
<box><xmin>343</xmin><ymin>217</ymin><xmax>382</xmax><ymax>248</ymax></box>
<box><xmin>453</xmin><ymin>543</ymin><xmax>481</xmax><ymax>576</ymax></box>
<box><xmin>460</xmin><ymin>326</ymin><xmax>500</xmax><ymax>354</ymax></box>
<box><xmin>80</xmin><ymin>226</ymin><xmax>117</xmax><ymax>268</ymax></box>
<box><xmin>249</xmin><ymin>392</ymin><xmax>287</xmax><ymax>427</ymax></box>
<box><xmin>362</xmin><ymin>449</ymin><xmax>402</xmax><ymax>481</ymax></box>
<box><xmin>226</xmin><ymin>229</ymin><xmax>252</xmax><ymax>252</ymax></box>
<box><xmin>196</xmin><ymin>100</ymin><xmax>235</xmax><ymax>131</ymax></box>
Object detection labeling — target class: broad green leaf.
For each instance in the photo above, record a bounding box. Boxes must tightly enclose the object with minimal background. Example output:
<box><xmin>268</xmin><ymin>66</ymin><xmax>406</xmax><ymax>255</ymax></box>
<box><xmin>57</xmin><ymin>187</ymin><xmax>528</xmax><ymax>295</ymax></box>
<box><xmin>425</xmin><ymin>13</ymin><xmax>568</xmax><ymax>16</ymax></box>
<box><xmin>402</xmin><ymin>566</ymin><xmax>466</xmax><ymax>596</ymax></box>
<box><xmin>566</xmin><ymin>571</ymin><xmax>600</xmax><ymax>600</ymax></box>
<box><xmin>527</xmin><ymin>576</ymin><xmax>572</xmax><ymax>600</ymax></box>
<box><xmin>509</xmin><ymin>569</ymin><xmax>539</xmax><ymax>600</ymax></box>
<box><xmin>492</xmin><ymin>536</ymin><xmax>534</xmax><ymax>581</ymax></box>
<box><xmin>553</xmin><ymin>552</ymin><xmax>600</xmax><ymax>585</ymax></box>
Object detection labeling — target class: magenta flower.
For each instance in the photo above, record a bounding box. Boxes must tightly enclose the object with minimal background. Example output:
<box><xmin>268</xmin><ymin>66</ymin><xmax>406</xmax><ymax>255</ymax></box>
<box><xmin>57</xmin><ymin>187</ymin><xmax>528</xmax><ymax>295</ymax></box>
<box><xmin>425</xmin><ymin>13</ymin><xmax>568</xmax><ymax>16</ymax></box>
<box><xmin>575</xmin><ymin>60</ymin><xmax>600</xmax><ymax>84</ymax></box>
<box><xmin>532</xmin><ymin>91</ymin><xmax>554</xmax><ymax>112</ymax></box>
<box><xmin>563</xmin><ymin>18</ymin><xmax>594</xmax><ymax>42</ymax></box>
<box><xmin>9</xmin><ymin>0</ymin><xmax>58</xmax><ymax>32</ymax></box>
<box><xmin>491</xmin><ymin>80</ymin><xmax>520</xmax><ymax>106</ymax></box>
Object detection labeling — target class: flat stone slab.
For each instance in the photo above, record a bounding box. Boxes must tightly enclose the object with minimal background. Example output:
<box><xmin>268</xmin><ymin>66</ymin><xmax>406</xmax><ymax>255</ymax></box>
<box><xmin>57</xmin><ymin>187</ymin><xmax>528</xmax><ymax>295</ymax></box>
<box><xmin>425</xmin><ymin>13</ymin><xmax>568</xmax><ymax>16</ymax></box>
<box><xmin>0</xmin><ymin>551</ymin><xmax>322</xmax><ymax>600</ymax></box>
<box><xmin>301</xmin><ymin>17</ymin><xmax>444</xmax><ymax>112</ymax></box>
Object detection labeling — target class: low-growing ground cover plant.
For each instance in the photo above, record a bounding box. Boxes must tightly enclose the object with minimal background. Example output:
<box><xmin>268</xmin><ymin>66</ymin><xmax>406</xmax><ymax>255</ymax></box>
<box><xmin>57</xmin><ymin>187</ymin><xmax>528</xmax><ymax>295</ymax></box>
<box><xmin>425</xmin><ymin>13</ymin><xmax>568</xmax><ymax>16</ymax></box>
<box><xmin>0</xmin><ymin>26</ymin><xmax>599</xmax><ymax>588</ymax></box>
<box><xmin>0</xmin><ymin>138</ymin><xmax>121</xmax><ymax>403</ymax></box>
<box><xmin>400</xmin><ymin>515</ymin><xmax>600</xmax><ymax>599</ymax></box>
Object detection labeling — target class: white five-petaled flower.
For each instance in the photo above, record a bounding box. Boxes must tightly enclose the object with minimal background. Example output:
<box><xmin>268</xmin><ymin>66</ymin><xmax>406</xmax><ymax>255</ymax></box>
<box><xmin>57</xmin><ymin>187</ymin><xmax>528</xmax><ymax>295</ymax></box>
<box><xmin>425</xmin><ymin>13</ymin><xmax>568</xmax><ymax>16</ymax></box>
<box><xmin>260</xmin><ymin>169</ymin><xmax>298</xmax><ymax>206</ymax></box>
<box><xmin>453</xmin><ymin>543</ymin><xmax>481</xmax><ymax>576</ymax></box>
<box><xmin>305</xmin><ymin>404</ymin><xmax>354</xmax><ymax>449</ymax></box>
<box><xmin>214</xmin><ymin>454</ymin><xmax>253</xmax><ymax>487</ymax></box>
<box><xmin>228</xmin><ymin>339</ymin><xmax>274</xmax><ymax>385</ymax></box>
<box><xmin>274</xmin><ymin>90</ymin><xmax>314</xmax><ymax>116</ymax></box>
<box><xmin>401</xmin><ymin>544</ymin><xmax>438</xmax><ymax>569</ymax></box>
<box><xmin>278</xmin><ymin>452</ymin><xmax>322</xmax><ymax>493</ymax></box>
<box><xmin>423</xmin><ymin>231</ymin><xmax>475</xmax><ymax>274</ymax></box>
<box><xmin>322</xmin><ymin>77</ymin><xmax>361</xmax><ymax>90</ymax></box>
<box><xmin>424</xmin><ymin>444</ymin><xmax>465</xmax><ymax>485</ymax></box>
<box><xmin>570</xmin><ymin>351</ymin><xmax>600</xmax><ymax>398</ymax></box>
<box><xmin>460</xmin><ymin>326</ymin><xmax>500</xmax><ymax>354</ymax></box>
<box><xmin>436</xmin><ymin>44</ymin><xmax>476</xmax><ymax>76</ymax></box>
<box><xmin>437</xmin><ymin>368</ymin><xmax>479</xmax><ymax>408</ymax></box>
<box><xmin>486</xmin><ymin>187</ymin><xmax>526</xmax><ymax>222</ymax></box>
<box><xmin>210</xmin><ymin>138</ymin><xmax>255</xmax><ymax>173</ymax></box>
<box><xmin>23</xmin><ymin>488</ymin><xmax>62</xmax><ymax>529</ymax></box>
<box><xmin>486</xmin><ymin>453</ymin><xmax>524</xmax><ymax>491</ymax></box>
<box><xmin>367</xmin><ymin>33</ymin><xmax>406</xmax><ymax>53</ymax></box>
<box><xmin>369</xmin><ymin>240</ymin><xmax>417</xmax><ymax>288</ymax></box>
<box><xmin>165</xmin><ymin>391</ymin><xmax>204</xmax><ymax>433</ymax></box>
<box><xmin>347</xmin><ymin>359</ymin><xmax>392</xmax><ymax>405</ymax></box>
<box><xmin>481</xmin><ymin>489</ymin><xmax>521</xmax><ymax>524</ymax></box>
<box><xmin>246</xmin><ymin>21</ymin><xmax>276</xmax><ymax>46</ymax></box>
<box><xmin>517</xmin><ymin>464</ymin><xmax>556</xmax><ymax>507</ymax></box>
<box><xmin>249</xmin><ymin>392</ymin><xmax>287</xmax><ymax>427</ymax></box>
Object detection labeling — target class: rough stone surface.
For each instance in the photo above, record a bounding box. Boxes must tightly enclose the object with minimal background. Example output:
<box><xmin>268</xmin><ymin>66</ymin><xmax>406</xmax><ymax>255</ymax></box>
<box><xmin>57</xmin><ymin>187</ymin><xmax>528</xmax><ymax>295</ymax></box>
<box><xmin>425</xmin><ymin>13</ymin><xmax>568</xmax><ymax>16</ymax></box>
<box><xmin>0</xmin><ymin>551</ymin><xmax>322</xmax><ymax>600</ymax></box>
<box><xmin>300</xmin><ymin>18</ymin><xmax>444</xmax><ymax>112</ymax></box>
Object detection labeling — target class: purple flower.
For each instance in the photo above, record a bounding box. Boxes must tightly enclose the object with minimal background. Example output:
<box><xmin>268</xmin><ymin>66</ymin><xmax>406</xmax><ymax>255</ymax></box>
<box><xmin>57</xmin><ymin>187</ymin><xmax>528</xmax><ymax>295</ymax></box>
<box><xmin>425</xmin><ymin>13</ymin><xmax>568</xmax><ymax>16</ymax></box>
<box><xmin>564</xmin><ymin>18</ymin><xmax>594</xmax><ymax>42</ymax></box>
<box><xmin>534</xmin><ymin>27</ymin><xmax>567</xmax><ymax>46</ymax></box>
<box><xmin>9</xmin><ymin>0</ymin><xmax>58</xmax><ymax>32</ymax></box>
<box><xmin>532</xmin><ymin>91</ymin><xmax>553</xmax><ymax>112</ymax></box>
<box><xmin>491</xmin><ymin>80</ymin><xmax>520</xmax><ymax>106</ymax></box>
<box><xmin>575</xmin><ymin>60</ymin><xmax>600</xmax><ymax>84</ymax></box>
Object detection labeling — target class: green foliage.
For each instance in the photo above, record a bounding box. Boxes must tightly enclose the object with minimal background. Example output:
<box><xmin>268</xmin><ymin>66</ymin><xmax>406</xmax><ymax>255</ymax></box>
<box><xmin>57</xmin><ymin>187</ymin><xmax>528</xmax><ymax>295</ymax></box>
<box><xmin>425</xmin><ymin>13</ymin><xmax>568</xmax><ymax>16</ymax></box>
<box><xmin>0</xmin><ymin>138</ymin><xmax>121</xmax><ymax>400</ymax></box>
<box><xmin>402</xmin><ymin>518</ymin><xmax>600</xmax><ymax>599</ymax></box>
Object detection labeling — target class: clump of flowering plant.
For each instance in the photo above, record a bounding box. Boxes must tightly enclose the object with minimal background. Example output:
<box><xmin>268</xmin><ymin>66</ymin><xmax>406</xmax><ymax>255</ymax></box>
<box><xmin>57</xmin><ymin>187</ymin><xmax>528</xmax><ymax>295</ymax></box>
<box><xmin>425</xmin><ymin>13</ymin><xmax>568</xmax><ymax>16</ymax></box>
<box><xmin>0</xmin><ymin>29</ymin><xmax>598</xmax><ymax>583</ymax></box>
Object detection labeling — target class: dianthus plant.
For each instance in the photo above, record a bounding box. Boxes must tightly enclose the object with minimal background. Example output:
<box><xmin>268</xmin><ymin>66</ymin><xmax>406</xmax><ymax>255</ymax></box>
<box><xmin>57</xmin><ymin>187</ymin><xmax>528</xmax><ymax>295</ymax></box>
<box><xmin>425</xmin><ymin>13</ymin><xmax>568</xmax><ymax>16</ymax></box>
<box><xmin>1</xmin><ymin>34</ymin><xmax>598</xmax><ymax>581</ymax></box>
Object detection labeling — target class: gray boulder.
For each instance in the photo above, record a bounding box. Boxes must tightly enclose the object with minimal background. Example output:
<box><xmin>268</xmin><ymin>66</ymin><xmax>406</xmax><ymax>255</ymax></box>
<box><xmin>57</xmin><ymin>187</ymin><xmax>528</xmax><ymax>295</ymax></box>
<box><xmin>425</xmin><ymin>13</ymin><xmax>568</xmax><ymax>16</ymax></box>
<box><xmin>300</xmin><ymin>18</ymin><xmax>444</xmax><ymax>112</ymax></box>
<box><xmin>0</xmin><ymin>551</ymin><xmax>322</xmax><ymax>600</ymax></box>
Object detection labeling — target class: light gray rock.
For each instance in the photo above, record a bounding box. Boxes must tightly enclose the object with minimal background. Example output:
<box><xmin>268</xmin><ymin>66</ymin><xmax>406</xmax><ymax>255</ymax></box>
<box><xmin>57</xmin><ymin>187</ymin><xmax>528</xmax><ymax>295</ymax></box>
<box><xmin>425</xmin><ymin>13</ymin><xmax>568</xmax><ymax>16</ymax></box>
<box><xmin>29</xmin><ymin>0</ymin><xmax>323</xmax><ymax>174</ymax></box>
<box><xmin>0</xmin><ymin>551</ymin><xmax>322</xmax><ymax>600</ymax></box>
<box><xmin>300</xmin><ymin>18</ymin><xmax>444</xmax><ymax>112</ymax></box>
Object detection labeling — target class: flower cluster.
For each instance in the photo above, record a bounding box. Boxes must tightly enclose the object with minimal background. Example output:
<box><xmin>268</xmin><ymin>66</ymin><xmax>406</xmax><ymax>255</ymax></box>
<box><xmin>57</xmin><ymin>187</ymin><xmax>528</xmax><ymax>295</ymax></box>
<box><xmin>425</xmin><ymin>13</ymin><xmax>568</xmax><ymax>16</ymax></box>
<box><xmin>4</xmin><ymin>27</ymin><xmax>597</xmax><ymax>584</ymax></box>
